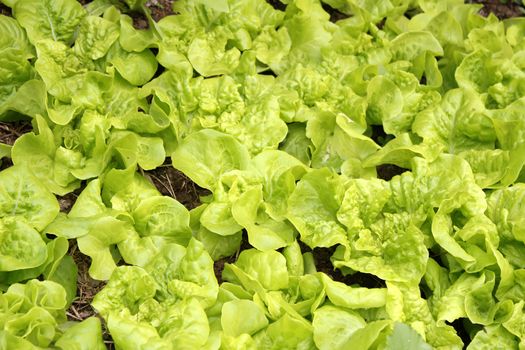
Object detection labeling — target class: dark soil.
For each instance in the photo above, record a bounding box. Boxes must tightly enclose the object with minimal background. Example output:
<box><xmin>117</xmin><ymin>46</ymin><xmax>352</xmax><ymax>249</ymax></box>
<box><xmin>213</xmin><ymin>233</ymin><xmax>252</xmax><ymax>283</ymax></box>
<box><xmin>147</xmin><ymin>0</ymin><xmax>175</xmax><ymax>21</ymax></box>
<box><xmin>450</xmin><ymin>319</ymin><xmax>473</xmax><ymax>348</ymax></box>
<box><xmin>377</xmin><ymin>164</ymin><xmax>407</xmax><ymax>181</ymax></box>
<box><xmin>266</xmin><ymin>0</ymin><xmax>286</xmax><ymax>11</ymax></box>
<box><xmin>320</xmin><ymin>2</ymin><xmax>351</xmax><ymax>22</ymax></box>
<box><xmin>267</xmin><ymin>0</ymin><xmax>351</xmax><ymax>22</ymax></box>
<box><xmin>145</xmin><ymin>160</ymin><xmax>210</xmax><ymax>210</ymax></box>
<box><xmin>57</xmin><ymin>192</ymin><xmax>79</xmax><ymax>213</ymax></box>
<box><xmin>468</xmin><ymin>0</ymin><xmax>525</xmax><ymax>18</ymax></box>
<box><xmin>300</xmin><ymin>243</ymin><xmax>386</xmax><ymax>288</ymax></box>
<box><xmin>368</xmin><ymin>125</ymin><xmax>409</xmax><ymax>180</ymax></box>
<box><xmin>56</xmin><ymin>186</ymin><xmax>85</xmax><ymax>213</ymax></box>
<box><xmin>130</xmin><ymin>11</ymin><xmax>149</xmax><ymax>29</ymax></box>
<box><xmin>131</xmin><ymin>0</ymin><xmax>176</xmax><ymax>29</ymax></box>
<box><xmin>0</xmin><ymin>2</ymin><xmax>11</xmax><ymax>16</ymax></box>
<box><xmin>0</xmin><ymin>121</ymin><xmax>32</xmax><ymax>145</ymax></box>
<box><xmin>67</xmin><ymin>243</ymin><xmax>107</xmax><ymax>321</ymax></box>
<box><xmin>0</xmin><ymin>121</ymin><xmax>32</xmax><ymax>171</ymax></box>
<box><xmin>370</xmin><ymin>125</ymin><xmax>392</xmax><ymax>146</ymax></box>
<box><xmin>0</xmin><ymin>158</ymin><xmax>12</xmax><ymax>172</ymax></box>
<box><xmin>1</xmin><ymin>1</ymin><xmax>524</xmax><ymax>349</ymax></box>
<box><xmin>316</xmin><ymin>0</ymin><xmax>525</xmax><ymax>22</ymax></box>
<box><xmin>213</xmin><ymin>258</ymin><xmax>230</xmax><ymax>284</ymax></box>
<box><xmin>66</xmin><ymin>242</ymin><xmax>112</xmax><ymax>348</ymax></box>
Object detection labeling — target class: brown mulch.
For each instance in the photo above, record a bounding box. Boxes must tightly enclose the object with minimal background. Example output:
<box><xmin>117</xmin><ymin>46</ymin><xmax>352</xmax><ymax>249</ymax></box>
<box><xmin>0</xmin><ymin>121</ymin><xmax>32</xmax><ymax>145</ymax></box>
<box><xmin>213</xmin><ymin>257</ymin><xmax>232</xmax><ymax>284</ymax></box>
<box><xmin>67</xmin><ymin>242</ymin><xmax>113</xmax><ymax>349</ymax></box>
<box><xmin>147</xmin><ymin>0</ymin><xmax>175</xmax><ymax>21</ymax></box>
<box><xmin>0</xmin><ymin>1</ymin><xmax>523</xmax><ymax>348</ymax></box>
<box><xmin>145</xmin><ymin>161</ymin><xmax>210</xmax><ymax>210</ymax></box>
<box><xmin>0</xmin><ymin>121</ymin><xmax>32</xmax><ymax>171</ymax></box>
<box><xmin>0</xmin><ymin>0</ymin><xmax>523</xmax><ymax>22</ymax></box>
<box><xmin>67</xmin><ymin>243</ymin><xmax>107</xmax><ymax>321</ymax></box>
<box><xmin>468</xmin><ymin>0</ymin><xmax>525</xmax><ymax>18</ymax></box>
<box><xmin>57</xmin><ymin>192</ymin><xmax>79</xmax><ymax>213</ymax></box>
<box><xmin>130</xmin><ymin>12</ymin><xmax>149</xmax><ymax>29</ymax></box>
<box><xmin>131</xmin><ymin>0</ymin><xmax>176</xmax><ymax>29</ymax></box>
<box><xmin>57</xmin><ymin>185</ymin><xmax>85</xmax><ymax>213</ymax></box>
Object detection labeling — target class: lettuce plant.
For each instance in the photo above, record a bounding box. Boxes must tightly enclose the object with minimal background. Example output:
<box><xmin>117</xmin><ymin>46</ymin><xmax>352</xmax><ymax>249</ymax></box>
<box><xmin>2</xmin><ymin>0</ymin><xmax>525</xmax><ymax>348</ymax></box>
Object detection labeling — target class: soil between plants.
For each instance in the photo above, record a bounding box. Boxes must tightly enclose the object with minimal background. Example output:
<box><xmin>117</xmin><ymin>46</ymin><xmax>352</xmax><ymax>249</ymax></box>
<box><xmin>468</xmin><ymin>0</ymin><xmax>524</xmax><ymax>19</ymax></box>
<box><xmin>0</xmin><ymin>2</ymin><xmax>11</xmax><ymax>16</ymax></box>
<box><xmin>0</xmin><ymin>1</ymin><xmax>524</xmax><ymax>348</ymax></box>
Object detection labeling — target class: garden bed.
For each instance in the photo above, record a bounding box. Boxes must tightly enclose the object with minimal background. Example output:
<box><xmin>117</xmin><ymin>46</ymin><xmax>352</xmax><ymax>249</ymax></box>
<box><xmin>1</xmin><ymin>0</ymin><xmax>525</xmax><ymax>348</ymax></box>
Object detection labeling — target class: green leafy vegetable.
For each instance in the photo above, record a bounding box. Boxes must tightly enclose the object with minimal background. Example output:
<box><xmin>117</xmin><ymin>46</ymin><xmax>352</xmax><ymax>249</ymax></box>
<box><xmin>0</xmin><ymin>0</ymin><xmax>525</xmax><ymax>348</ymax></box>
